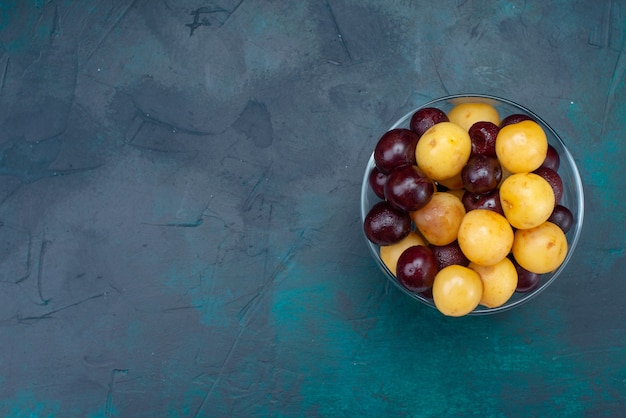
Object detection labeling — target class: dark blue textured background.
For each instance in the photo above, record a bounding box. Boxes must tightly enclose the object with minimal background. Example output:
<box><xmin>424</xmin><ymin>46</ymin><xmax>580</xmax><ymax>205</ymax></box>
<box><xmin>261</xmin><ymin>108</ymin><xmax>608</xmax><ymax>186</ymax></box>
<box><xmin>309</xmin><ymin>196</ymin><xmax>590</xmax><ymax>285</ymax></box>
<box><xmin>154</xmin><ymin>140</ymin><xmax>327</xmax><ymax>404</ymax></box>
<box><xmin>0</xmin><ymin>1</ymin><xmax>624</xmax><ymax>416</ymax></box>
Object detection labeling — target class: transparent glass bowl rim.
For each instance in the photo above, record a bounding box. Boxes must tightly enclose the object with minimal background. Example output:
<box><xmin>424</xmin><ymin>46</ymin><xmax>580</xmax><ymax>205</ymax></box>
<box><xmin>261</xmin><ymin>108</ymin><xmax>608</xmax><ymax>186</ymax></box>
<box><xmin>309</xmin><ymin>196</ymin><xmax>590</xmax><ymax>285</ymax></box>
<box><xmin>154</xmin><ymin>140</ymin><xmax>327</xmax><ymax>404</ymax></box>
<box><xmin>360</xmin><ymin>93</ymin><xmax>585</xmax><ymax>315</ymax></box>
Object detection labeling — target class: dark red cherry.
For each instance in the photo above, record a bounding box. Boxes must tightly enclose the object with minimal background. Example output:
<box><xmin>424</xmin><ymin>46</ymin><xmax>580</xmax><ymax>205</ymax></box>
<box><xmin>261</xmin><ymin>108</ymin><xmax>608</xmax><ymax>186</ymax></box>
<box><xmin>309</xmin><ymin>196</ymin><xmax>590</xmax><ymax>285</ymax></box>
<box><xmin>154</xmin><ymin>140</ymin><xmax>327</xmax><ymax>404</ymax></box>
<box><xmin>540</xmin><ymin>144</ymin><xmax>560</xmax><ymax>172</ymax></box>
<box><xmin>500</xmin><ymin>113</ymin><xmax>534</xmax><ymax>128</ymax></box>
<box><xmin>429</xmin><ymin>241</ymin><xmax>470</xmax><ymax>270</ymax></box>
<box><xmin>468</xmin><ymin>121</ymin><xmax>499</xmax><ymax>157</ymax></box>
<box><xmin>462</xmin><ymin>189</ymin><xmax>504</xmax><ymax>215</ymax></box>
<box><xmin>368</xmin><ymin>166</ymin><xmax>387</xmax><ymax>199</ymax></box>
<box><xmin>363</xmin><ymin>201</ymin><xmax>411</xmax><ymax>246</ymax></box>
<box><xmin>548</xmin><ymin>205</ymin><xmax>574</xmax><ymax>233</ymax></box>
<box><xmin>384</xmin><ymin>165</ymin><xmax>435</xmax><ymax>212</ymax></box>
<box><xmin>533</xmin><ymin>167</ymin><xmax>563</xmax><ymax>204</ymax></box>
<box><xmin>461</xmin><ymin>155</ymin><xmax>502</xmax><ymax>194</ymax></box>
<box><xmin>419</xmin><ymin>287</ymin><xmax>434</xmax><ymax>300</ymax></box>
<box><xmin>374</xmin><ymin>129</ymin><xmax>419</xmax><ymax>174</ymax></box>
<box><xmin>509</xmin><ymin>255</ymin><xmax>542</xmax><ymax>293</ymax></box>
<box><xmin>409</xmin><ymin>107</ymin><xmax>449</xmax><ymax>137</ymax></box>
<box><xmin>396</xmin><ymin>245</ymin><xmax>439</xmax><ymax>293</ymax></box>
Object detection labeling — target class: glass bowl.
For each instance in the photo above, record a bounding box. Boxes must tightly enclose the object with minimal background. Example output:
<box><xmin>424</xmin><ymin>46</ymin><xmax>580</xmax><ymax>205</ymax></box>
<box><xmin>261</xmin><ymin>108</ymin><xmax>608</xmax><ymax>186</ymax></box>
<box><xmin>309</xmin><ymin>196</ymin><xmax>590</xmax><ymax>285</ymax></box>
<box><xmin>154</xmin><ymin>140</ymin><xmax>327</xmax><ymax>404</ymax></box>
<box><xmin>360</xmin><ymin>94</ymin><xmax>584</xmax><ymax>315</ymax></box>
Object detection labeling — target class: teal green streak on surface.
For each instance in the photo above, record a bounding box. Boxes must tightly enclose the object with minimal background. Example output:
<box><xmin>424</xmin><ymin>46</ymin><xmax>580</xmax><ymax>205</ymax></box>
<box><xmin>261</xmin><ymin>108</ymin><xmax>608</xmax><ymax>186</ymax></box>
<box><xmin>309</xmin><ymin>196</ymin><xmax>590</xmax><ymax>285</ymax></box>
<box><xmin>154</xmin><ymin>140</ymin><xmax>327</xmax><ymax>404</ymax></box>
<box><xmin>0</xmin><ymin>1</ymin><xmax>37</xmax><ymax>52</ymax></box>
<box><xmin>579</xmin><ymin>139</ymin><xmax>622</xmax><ymax>211</ymax></box>
<box><xmin>34</xmin><ymin>12</ymin><xmax>53</xmax><ymax>39</ymax></box>
<box><xmin>270</xmin><ymin>242</ymin><xmax>598</xmax><ymax>416</ymax></box>
<box><xmin>583</xmin><ymin>151</ymin><xmax>609</xmax><ymax>189</ymax></box>
<box><xmin>5</xmin><ymin>390</ymin><xmax>59</xmax><ymax>418</ymax></box>
<box><xmin>253</xmin><ymin>15</ymin><xmax>267</xmax><ymax>35</ymax></box>
<box><xmin>86</xmin><ymin>407</ymin><xmax>106</xmax><ymax>418</ymax></box>
<box><xmin>565</xmin><ymin>88</ymin><xmax>625</xmax><ymax>216</ymax></box>
<box><xmin>0</xmin><ymin>0</ymin><xmax>17</xmax><ymax>30</ymax></box>
<box><xmin>497</xmin><ymin>0</ymin><xmax>519</xmax><ymax>18</ymax></box>
<box><xmin>87</xmin><ymin>405</ymin><xmax>120</xmax><ymax>418</ymax></box>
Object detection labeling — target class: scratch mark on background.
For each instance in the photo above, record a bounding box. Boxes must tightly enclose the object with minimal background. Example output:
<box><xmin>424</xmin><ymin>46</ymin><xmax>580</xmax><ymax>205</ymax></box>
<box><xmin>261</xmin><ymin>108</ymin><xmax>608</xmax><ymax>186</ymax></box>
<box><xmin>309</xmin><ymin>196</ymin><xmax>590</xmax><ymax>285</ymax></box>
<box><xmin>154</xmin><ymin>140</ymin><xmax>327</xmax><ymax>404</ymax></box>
<box><xmin>17</xmin><ymin>292</ymin><xmax>107</xmax><ymax>322</ymax></box>
<box><xmin>434</xmin><ymin>65</ymin><xmax>450</xmax><ymax>96</ymax></box>
<box><xmin>600</xmin><ymin>49</ymin><xmax>625</xmax><ymax>138</ymax></box>
<box><xmin>12</xmin><ymin>231</ymin><xmax>33</xmax><ymax>284</ymax></box>
<box><xmin>83</xmin><ymin>0</ymin><xmax>138</xmax><ymax>63</ymax></box>
<box><xmin>125</xmin><ymin>105</ymin><xmax>213</xmax><ymax>146</ymax></box>
<box><xmin>32</xmin><ymin>2</ymin><xmax>60</xmax><ymax>41</ymax></box>
<box><xmin>193</xmin><ymin>325</ymin><xmax>244</xmax><ymax>417</ymax></box>
<box><xmin>36</xmin><ymin>236</ymin><xmax>51</xmax><ymax>305</ymax></box>
<box><xmin>236</xmin><ymin>205</ymin><xmax>278</xmax><ymax>325</ymax></box>
<box><xmin>142</xmin><ymin>220</ymin><xmax>203</xmax><ymax>228</ymax></box>
<box><xmin>0</xmin><ymin>54</ymin><xmax>9</xmax><ymax>93</ymax></box>
<box><xmin>50</xmin><ymin>164</ymin><xmax>104</xmax><ymax>178</ymax></box>
<box><xmin>141</xmin><ymin>195</ymin><xmax>214</xmax><ymax>229</ymax></box>
<box><xmin>185</xmin><ymin>6</ymin><xmax>228</xmax><ymax>36</ymax></box>
<box><xmin>222</xmin><ymin>0</ymin><xmax>245</xmax><ymax>26</ymax></box>
<box><xmin>235</xmin><ymin>208</ymin><xmax>311</xmax><ymax>330</ymax></box>
<box><xmin>105</xmin><ymin>368</ymin><xmax>129</xmax><ymax>418</ymax></box>
<box><xmin>161</xmin><ymin>304</ymin><xmax>204</xmax><ymax>312</ymax></box>
<box><xmin>186</xmin><ymin>0</ymin><xmax>246</xmax><ymax>35</ymax></box>
<box><xmin>63</xmin><ymin>43</ymin><xmax>80</xmax><ymax>134</ymax></box>
<box><xmin>124</xmin><ymin>112</ymin><xmax>144</xmax><ymax>143</ymax></box>
<box><xmin>324</xmin><ymin>0</ymin><xmax>353</xmax><ymax>63</ymax></box>
<box><xmin>588</xmin><ymin>0</ymin><xmax>613</xmax><ymax>48</ymax></box>
<box><xmin>193</xmin><ymin>229</ymin><xmax>308</xmax><ymax>417</ymax></box>
<box><xmin>242</xmin><ymin>163</ymin><xmax>272</xmax><ymax>211</ymax></box>
<box><xmin>50</xmin><ymin>4</ymin><xmax>60</xmax><ymax>40</ymax></box>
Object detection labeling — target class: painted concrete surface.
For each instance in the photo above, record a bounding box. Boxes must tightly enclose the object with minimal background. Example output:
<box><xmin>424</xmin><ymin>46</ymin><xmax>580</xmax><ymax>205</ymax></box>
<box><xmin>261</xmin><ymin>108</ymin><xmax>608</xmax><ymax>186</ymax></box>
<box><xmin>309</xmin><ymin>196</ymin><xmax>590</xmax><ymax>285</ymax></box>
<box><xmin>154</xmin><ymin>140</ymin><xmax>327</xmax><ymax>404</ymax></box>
<box><xmin>0</xmin><ymin>0</ymin><xmax>624</xmax><ymax>416</ymax></box>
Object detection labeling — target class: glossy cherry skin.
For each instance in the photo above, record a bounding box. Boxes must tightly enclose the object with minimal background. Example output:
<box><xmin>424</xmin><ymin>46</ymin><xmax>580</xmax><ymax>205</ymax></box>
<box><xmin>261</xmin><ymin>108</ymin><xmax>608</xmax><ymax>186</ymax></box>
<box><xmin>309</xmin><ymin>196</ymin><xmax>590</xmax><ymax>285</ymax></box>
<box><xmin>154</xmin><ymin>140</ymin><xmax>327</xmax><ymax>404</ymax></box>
<box><xmin>500</xmin><ymin>113</ymin><xmax>534</xmax><ymax>128</ymax></box>
<box><xmin>384</xmin><ymin>165</ymin><xmax>435</xmax><ymax>212</ymax></box>
<box><xmin>509</xmin><ymin>255</ymin><xmax>542</xmax><ymax>293</ymax></box>
<box><xmin>548</xmin><ymin>205</ymin><xmax>574</xmax><ymax>233</ymax></box>
<box><xmin>410</xmin><ymin>107</ymin><xmax>449</xmax><ymax>137</ymax></box>
<box><xmin>468</xmin><ymin>121</ymin><xmax>499</xmax><ymax>158</ymax></box>
<box><xmin>363</xmin><ymin>201</ymin><xmax>411</xmax><ymax>246</ymax></box>
<box><xmin>396</xmin><ymin>245</ymin><xmax>439</xmax><ymax>293</ymax></box>
<box><xmin>540</xmin><ymin>144</ymin><xmax>560</xmax><ymax>172</ymax></box>
<box><xmin>462</xmin><ymin>189</ymin><xmax>505</xmax><ymax>215</ymax></box>
<box><xmin>461</xmin><ymin>155</ymin><xmax>502</xmax><ymax>194</ymax></box>
<box><xmin>430</xmin><ymin>241</ymin><xmax>470</xmax><ymax>270</ymax></box>
<box><xmin>374</xmin><ymin>129</ymin><xmax>419</xmax><ymax>174</ymax></box>
<box><xmin>368</xmin><ymin>166</ymin><xmax>387</xmax><ymax>199</ymax></box>
<box><xmin>533</xmin><ymin>167</ymin><xmax>563</xmax><ymax>204</ymax></box>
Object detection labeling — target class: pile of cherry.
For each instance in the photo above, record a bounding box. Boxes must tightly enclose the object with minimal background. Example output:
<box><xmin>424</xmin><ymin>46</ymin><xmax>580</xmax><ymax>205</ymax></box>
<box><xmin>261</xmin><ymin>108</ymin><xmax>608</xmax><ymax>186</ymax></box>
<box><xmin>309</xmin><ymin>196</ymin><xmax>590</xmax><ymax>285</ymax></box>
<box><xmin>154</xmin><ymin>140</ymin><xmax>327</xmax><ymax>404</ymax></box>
<box><xmin>364</xmin><ymin>102</ymin><xmax>575</xmax><ymax>316</ymax></box>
